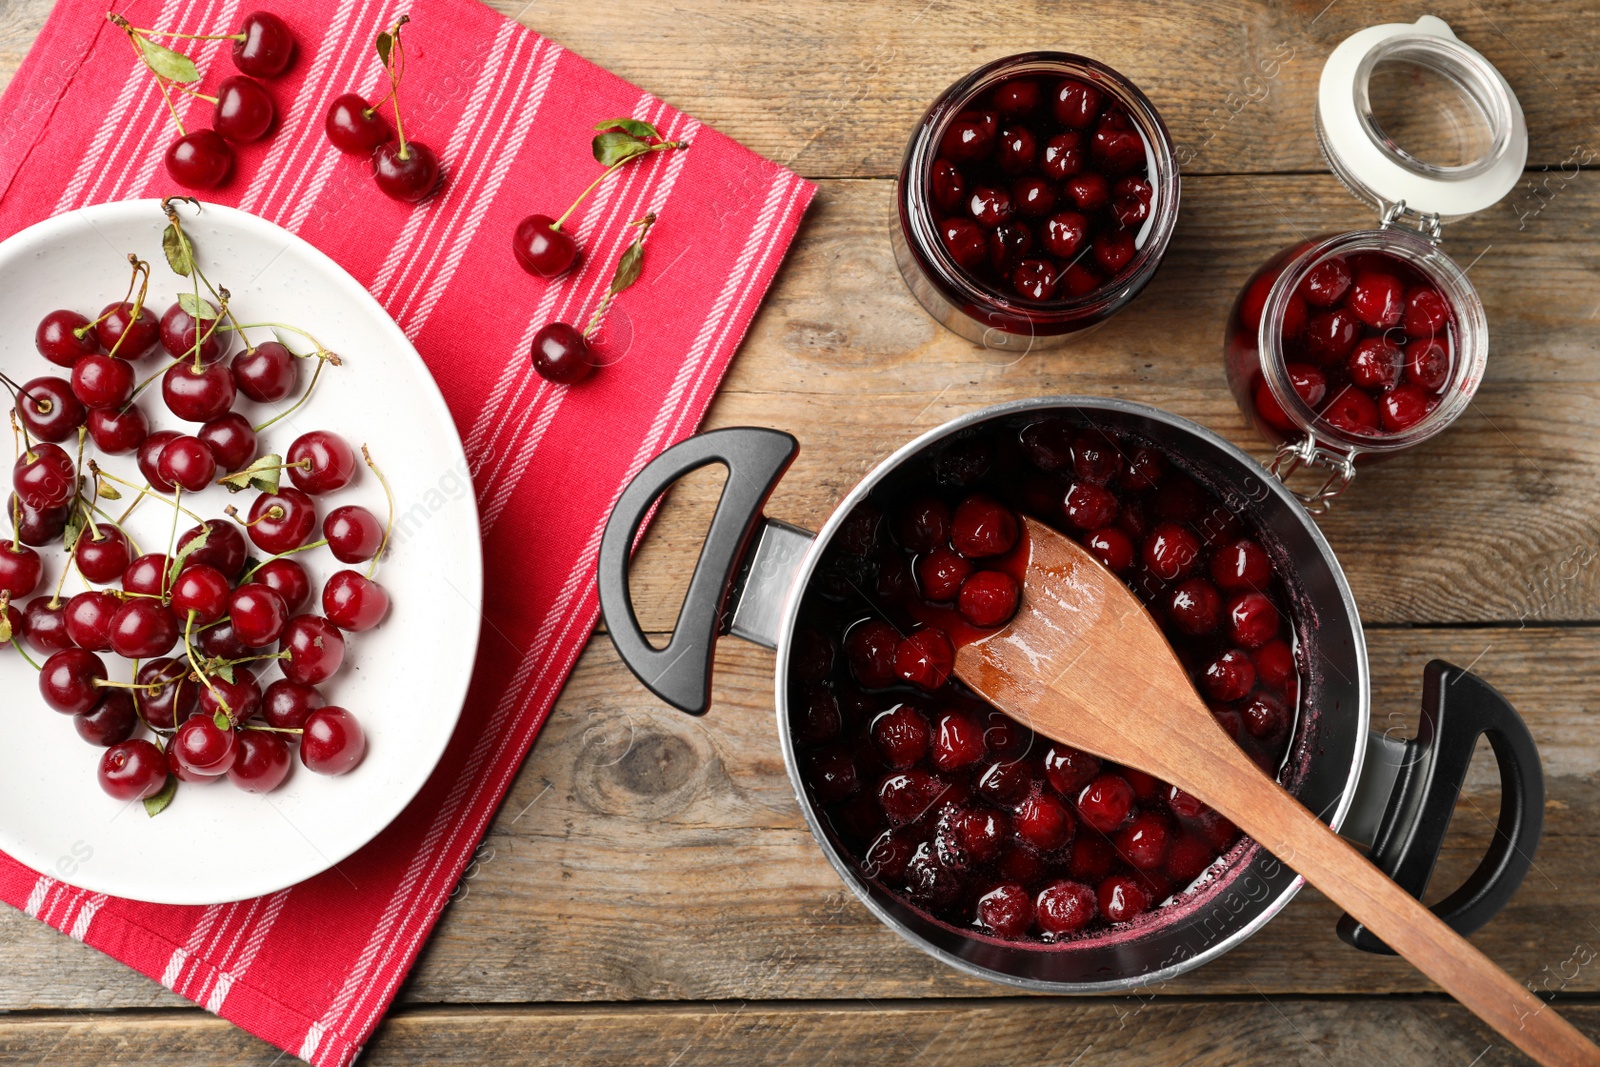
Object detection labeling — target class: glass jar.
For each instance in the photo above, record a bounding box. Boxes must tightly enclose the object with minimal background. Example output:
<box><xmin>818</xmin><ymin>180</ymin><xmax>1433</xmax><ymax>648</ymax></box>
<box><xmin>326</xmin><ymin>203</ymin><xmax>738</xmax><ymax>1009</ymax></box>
<box><xmin>1223</xmin><ymin>16</ymin><xmax>1525</xmax><ymax>510</ymax></box>
<box><xmin>893</xmin><ymin>52</ymin><xmax>1180</xmax><ymax>352</ymax></box>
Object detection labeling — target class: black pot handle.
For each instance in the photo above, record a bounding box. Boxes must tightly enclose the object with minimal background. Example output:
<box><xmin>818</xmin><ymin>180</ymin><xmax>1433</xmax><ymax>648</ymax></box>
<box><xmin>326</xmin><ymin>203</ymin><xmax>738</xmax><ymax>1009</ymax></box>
<box><xmin>1338</xmin><ymin>660</ymin><xmax>1545</xmax><ymax>953</ymax></box>
<box><xmin>597</xmin><ymin>428</ymin><xmax>799</xmax><ymax>716</ymax></box>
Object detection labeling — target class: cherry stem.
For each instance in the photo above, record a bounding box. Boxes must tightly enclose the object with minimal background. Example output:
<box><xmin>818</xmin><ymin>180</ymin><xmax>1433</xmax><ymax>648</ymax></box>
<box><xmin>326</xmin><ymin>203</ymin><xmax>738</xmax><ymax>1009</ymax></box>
<box><xmin>174</xmin><ymin>83</ymin><xmax>219</xmax><ymax>106</ymax></box>
<box><xmin>0</xmin><ymin>372</ymin><xmax>45</xmax><ymax>412</ymax></box>
<box><xmin>382</xmin><ymin>16</ymin><xmax>412</xmax><ymax>159</ymax></box>
<box><xmin>224</xmin><ymin>503</ymin><xmax>284</xmax><ymax>528</ymax></box>
<box><xmin>583</xmin><ymin>214</ymin><xmax>657</xmax><ymax>339</ymax></box>
<box><xmin>239</xmin><ymin>538</ymin><xmax>327</xmax><ymax>581</ymax></box>
<box><xmin>87</xmin><ymin>502</ymin><xmax>141</xmax><ymax>556</ymax></box>
<box><xmin>183</xmin><ymin>610</ymin><xmax>232</xmax><ymax>718</ymax></box>
<box><xmin>9</xmin><ymin>639</ymin><xmax>41</xmax><ymax>672</ymax></box>
<box><xmin>554</xmin><ymin>145</ymin><xmax>682</xmax><ymax>231</ymax></box>
<box><xmin>215</xmin><ymin>651</ymin><xmax>289</xmax><ymax>669</ymax></box>
<box><xmin>253</xmin><ymin>351</ymin><xmax>336</xmax><ymax>433</ymax></box>
<box><xmin>91</xmin><ymin>465</ymin><xmax>206</xmax><ymax>522</ymax></box>
<box><xmin>123</xmin><ymin>25</ymin><xmax>247</xmax><ymax>44</ymax></box>
<box><xmin>95</xmin><ymin>255</ymin><xmax>152</xmax><ymax>360</ymax></box>
<box><xmin>94</xmin><ymin>678</ymin><xmax>164</xmax><ymax>691</ymax></box>
<box><xmin>221</xmin><ymin>321</ymin><xmax>335</xmax><ymax>355</ymax></box>
<box><xmin>8</xmin><ymin>408</ymin><xmax>38</xmax><ymax>465</ymax></box>
<box><xmin>363</xmin><ymin>444</ymin><xmax>395</xmax><ymax>579</ymax></box>
<box><xmin>213</xmin><ymin>459</ymin><xmax>308</xmax><ymax>488</ymax></box>
<box><xmin>242</xmin><ymin>724</ymin><xmax>303</xmax><ymax>734</ymax></box>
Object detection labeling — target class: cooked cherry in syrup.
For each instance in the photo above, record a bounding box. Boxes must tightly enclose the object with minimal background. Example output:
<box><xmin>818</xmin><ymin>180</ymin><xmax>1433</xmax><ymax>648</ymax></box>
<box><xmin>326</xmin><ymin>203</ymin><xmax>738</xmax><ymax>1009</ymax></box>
<box><xmin>789</xmin><ymin>417</ymin><xmax>1303</xmax><ymax>943</ymax></box>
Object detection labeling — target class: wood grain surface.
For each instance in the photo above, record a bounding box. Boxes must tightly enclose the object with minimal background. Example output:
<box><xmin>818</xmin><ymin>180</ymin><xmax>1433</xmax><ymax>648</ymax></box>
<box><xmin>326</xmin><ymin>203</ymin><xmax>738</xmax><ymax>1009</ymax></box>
<box><xmin>4</xmin><ymin>0</ymin><xmax>1600</xmax><ymax>1063</ymax></box>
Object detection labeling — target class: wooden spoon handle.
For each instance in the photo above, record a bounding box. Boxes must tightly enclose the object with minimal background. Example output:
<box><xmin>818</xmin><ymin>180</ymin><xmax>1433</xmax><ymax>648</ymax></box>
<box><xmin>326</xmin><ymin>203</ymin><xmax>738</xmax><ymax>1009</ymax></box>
<box><xmin>1205</xmin><ymin>762</ymin><xmax>1598</xmax><ymax>1065</ymax></box>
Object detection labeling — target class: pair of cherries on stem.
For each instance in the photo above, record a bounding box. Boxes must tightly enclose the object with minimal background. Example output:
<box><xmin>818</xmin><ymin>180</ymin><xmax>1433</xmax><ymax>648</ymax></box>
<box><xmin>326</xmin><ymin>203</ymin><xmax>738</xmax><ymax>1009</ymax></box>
<box><xmin>322</xmin><ymin>16</ymin><xmax>440</xmax><ymax>203</ymax></box>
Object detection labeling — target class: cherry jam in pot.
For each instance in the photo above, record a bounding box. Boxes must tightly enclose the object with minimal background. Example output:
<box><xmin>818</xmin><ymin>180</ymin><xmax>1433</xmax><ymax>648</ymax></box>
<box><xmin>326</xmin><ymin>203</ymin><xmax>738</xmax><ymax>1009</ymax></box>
<box><xmin>788</xmin><ymin>415</ymin><xmax>1303</xmax><ymax>943</ymax></box>
<box><xmin>894</xmin><ymin>53</ymin><xmax>1180</xmax><ymax>350</ymax></box>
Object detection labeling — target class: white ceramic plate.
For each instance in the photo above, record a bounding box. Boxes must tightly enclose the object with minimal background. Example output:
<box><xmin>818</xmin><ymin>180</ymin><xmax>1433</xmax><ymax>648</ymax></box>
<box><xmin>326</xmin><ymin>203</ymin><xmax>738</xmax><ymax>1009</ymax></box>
<box><xmin>0</xmin><ymin>200</ymin><xmax>482</xmax><ymax>905</ymax></box>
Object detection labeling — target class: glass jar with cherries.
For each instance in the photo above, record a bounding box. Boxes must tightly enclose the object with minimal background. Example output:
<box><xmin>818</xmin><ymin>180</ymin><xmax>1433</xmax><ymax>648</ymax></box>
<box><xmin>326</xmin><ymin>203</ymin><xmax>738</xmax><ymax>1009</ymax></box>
<box><xmin>894</xmin><ymin>52</ymin><xmax>1180</xmax><ymax>352</ymax></box>
<box><xmin>1223</xmin><ymin>16</ymin><xmax>1526</xmax><ymax>509</ymax></box>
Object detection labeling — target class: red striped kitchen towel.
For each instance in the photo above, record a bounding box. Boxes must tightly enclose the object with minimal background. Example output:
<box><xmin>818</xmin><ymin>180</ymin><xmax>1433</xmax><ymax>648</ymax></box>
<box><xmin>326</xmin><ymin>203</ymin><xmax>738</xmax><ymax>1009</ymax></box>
<box><xmin>0</xmin><ymin>0</ymin><xmax>812</xmax><ymax>1062</ymax></box>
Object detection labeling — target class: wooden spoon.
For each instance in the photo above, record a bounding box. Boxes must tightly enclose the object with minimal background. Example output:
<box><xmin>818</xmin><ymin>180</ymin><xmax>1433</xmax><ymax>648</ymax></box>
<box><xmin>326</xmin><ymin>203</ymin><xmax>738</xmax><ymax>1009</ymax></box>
<box><xmin>955</xmin><ymin>516</ymin><xmax>1598</xmax><ymax>1067</ymax></box>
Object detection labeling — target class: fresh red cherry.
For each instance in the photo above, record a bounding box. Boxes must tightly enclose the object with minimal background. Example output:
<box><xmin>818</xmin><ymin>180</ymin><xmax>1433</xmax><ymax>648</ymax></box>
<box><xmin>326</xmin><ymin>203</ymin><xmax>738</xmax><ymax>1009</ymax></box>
<box><xmin>228</xmin><ymin>731</ymin><xmax>292</xmax><ymax>792</ymax></box>
<box><xmin>976</xmin><ymin>882</ymin><xmax>1034</xmax><ymax>940</ymax></box>
<box><xmin>1036</xmin><ymin>879</ymin><xmax>1096</xmax><ymax>935</ymax></box>
<box><xmin>10</xmin><ymin>494</ymin><xmax>68</xmax><ymax>546</ymax></box>
<box><xmin>137</xmin><ymin>429</ymin><xmax>182</xmax><ymax>492</ymax></box>
<box><xmin>93</xmin><ymin>301</ymin><xmax>159</xmax><ymax>358</ymax></box>
<box><xmin>13</xmin><ymin>442</ymin><xmax>76</xmax><ymax>510</ymax></box>
<box><xmin>262</xmin><ymin>678</ymin><xmax>324</xmax><ymax>729</ymax></box>
<box><xmin>229</xmin><ymin>583</ymin><xmax>288</xmax><ymax>646</ymax></box>
<box><xmin>99</xmin><ymin>739</ymin><xmax>168</xmax><ymax>800</ymax></box>
<box><xmin>254</xmin><ymin>556</ymin><xmax>311</xmax><ymax>613</ymax></box>
<box><xmin>178</xmin><ymin>519</ymin><xmax>248</xmax><ymax>579</ymax></box>
<box><xmin>300</xmin><ymin>706</ymin><xmax>366</xmax><ymax>774</ymax></box>
<box><xmin>279</xmin><ymin>614</ymin><xmax>346</xmax><ymax>685</ymax></box>
<box><xmin>213</xmin><ymin>75</ymin><xmax>275</xmax><ymax>143</ymax></box>
<box><xmin>1040</xmin><ymin>131</ymin><xmax>1084</xmax><ymax>180</ymax></box>
<box><xmin>162</xmin><ymin>361</ymin><xmax>237</xmax><ymax>422</ymax></box>
<box><xmin>528</xmin><ymin>321</ymin><xmax>597</xmax><ymax>385</ymax></box>
<box><xmin>325</xmin><ymin>93</ymin><xmax>392</xmax><ymax>154</ymax></box>
<box><xmin>1406</xmin><ymin>337</ymin><xmax>1450</xmax><ymax>393</ymax></box>
<box><xmin>197</xmin><ymin>412</ymin><xmax>256</xmax><ymax>473</ymax></box>
<box><xmin>14</xmin><ymin>376</ymin><xmax>85</xmax><ymax>442</ymax></box>
<box><xmin>231</xmin><ymin>341</ymin><xmax>298</xmax><ymax>402</ymax></box>
<box><xmin>1041</xmin><ymin>210</ymin><xmax>1088</xmax><ymax>259</ymax></box>
<box><xmin>76</xmin><ymin>690</ymin><xmax>138</xmax><ymax>747</ymax></box>
<box><xmin>170</xmin><ymin>563</ymin><xmax>231</xmax><ymax>625</ymax></box>
<box><xmin>35</xmin><ymin>309</ymin><xmax>99</xmax><ymax>367</ymax></box>
<box><xmin>1052</xmin><ymin>78</ymin><xmax>1103</xmax><ymax>127</ymax></box>
<box><xmin>893</xmin><ymin>626</ymin><xmax>953</xmax><ymax>690</ymax></box>
<box><xmin>165</xmin><ymin>129</ymin><xmax>234</xmax><ymax>189</ymax></box>
<box><xmin>74</xmin><ymin>526</ymin><xmax>131</xmax><ymax>584</ymax></box>
<box><xmin>246</xmin><ymin>487</ymin><xmax>317</xmax><ymax>554</ymax></box>
<box><xmin>1201</xmin><ymin>648</ymin><xmax>1256</xmax><ymax>701</ymax></box>
<box><xmin>1098</xmin><ymin>873</ymin><xmax>1152</xmax><ymax>922</ymax></box>
<box><xmin>197</xmin><ymin>665</ymin><xmax>262</xmax><ymax>724</ymax></box>
<box><xmin>39</xmin><ymin>647</ymin><xmax>107</xmax><ymax>714</ymax></box>
<box><xmin>20</xmin><ymin>595</ymin><xmax>71</xmax><ymax>654</ymax></box>
<box><xmin>232</xmin><ymin>11</ymin><xmax>296</xmax><ymax>78</ymax></box>
<box><xmin>323</xmin><ymin>505</ymin><xmax>384</xmax><ymax>564</ymax></box>
<box><xmin>957</xmin><ymin>569</ymin><xmax>1019</xmax><ymax>628</ymax></box>
<box><xmin>939</xmin><ymin>218</ymin><xmax>987</xmax><ymax>270</ymax></box>
<box><xmin>0</xmin><ymin>542</ymin><xmax>42</xmax><ymax>599</ymax></box>
<box><xmin>168</xmin><ymin>743</ymin><xmax>222</xmax><ymax>784</ymax></box>
<box><xmin>87</xmin><ymin>404</ymin><xmax>149</xmax><ymax>455</ymax></box>
<box><xmin>173</xmin><ymin>715</ymin><xmax>238</xmax><ymax>776</ymax></box>
<box><xmin>120</xmin><ymin>553</ymin><xmax>171</xmax><ymax>597</ymax></box>
<box><xmin>1346</xmin><ymin>270</ymin><xmax>1405</xmax><ymax>329</ymax></box>
<box><xmin>195</xmin><ymin>618</ymin><xmax>248</xmax><ymax>661</ymax></box>
<box><xmin>1076</xmin><ymin>773</ymin><xmax>1133</xmax><ymax>833</ymax></box>
<box><xmin>157</xmin><ymin>435</ymin><xmax>217</xmax><ymax>493</ymax></box>
<box><xmin>160</xmin><ymin>300</ymin><xmax>233</xmax><ymax>364</ymax></box>
<box><xmin>950</xmin><ymin>494</ymin><xmax>1017</xmax><ymax>558</ymax></box>
<box><xmin>108</xmin><ymin>598</ymin><xmax>179</xmax><ymax>658</ymax></box>
<box><xmin>286</xmin><ymin>430</ymin><xmax>356</xmax><ymax>494</ymax></box>
<box><xmin>373</xmin><ymin>140</ymin><xmax>441</xmax><ymax>202</ymax></box>
<box><xmin>135</xmin><ymin>658</ymin><xmax>197</xmax><ymax>730</ymax></box>
<box><xmin>513</xmin><ymin>214</ymin><xmax>579</xmax><ymax>277</ymax></box>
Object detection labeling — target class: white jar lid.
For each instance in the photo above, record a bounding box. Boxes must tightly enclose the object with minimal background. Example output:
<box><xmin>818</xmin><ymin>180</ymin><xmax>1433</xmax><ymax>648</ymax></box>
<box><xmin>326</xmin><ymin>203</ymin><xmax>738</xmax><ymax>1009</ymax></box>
<box><xmin>1316</xmin><ymin>15</ymin><xmax>1527</xmax><ymax>222</ymax></box>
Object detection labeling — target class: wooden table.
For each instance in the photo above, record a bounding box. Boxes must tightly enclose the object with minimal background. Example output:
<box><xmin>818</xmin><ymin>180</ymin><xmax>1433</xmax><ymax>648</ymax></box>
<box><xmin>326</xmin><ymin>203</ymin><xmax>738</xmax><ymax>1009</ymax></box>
<box><xmin>5</xmin><ymin>0</ymin><xmax>1600</xmax><ymax>1062</ymax></box>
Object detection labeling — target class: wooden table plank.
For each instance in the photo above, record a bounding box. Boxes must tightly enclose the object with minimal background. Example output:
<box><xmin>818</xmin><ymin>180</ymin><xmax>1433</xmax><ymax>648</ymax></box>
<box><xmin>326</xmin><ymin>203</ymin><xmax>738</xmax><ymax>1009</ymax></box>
<box><xmin>2</xmin><ymin>625</ymin><xmax>1594</xmax><ymax>1009</ymax></box>
<box><xmin>474</xmin><ymin>0</ymin><xmax>1600</xmax><ymax>181</ymax></box>
<box><xmin>3</xmin><ymin>998</ymin><xmax>1598</xmax><ymax>1066</ymax></box>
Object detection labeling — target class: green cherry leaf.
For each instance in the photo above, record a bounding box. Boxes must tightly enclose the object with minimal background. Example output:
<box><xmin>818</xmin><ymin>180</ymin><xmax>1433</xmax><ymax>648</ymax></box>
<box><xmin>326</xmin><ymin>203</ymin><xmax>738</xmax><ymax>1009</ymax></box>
<box><xmin>133</xmin><ymin>35</ymin><xmax>200</xmax><ymax>83</ymax></box>
<box><xmin>166</xmin><ymin>524</ymin><xmax>209</xmax><ymax>584</ymax></box>
<box><xmin>594</xmin><ymin>118</ymin><xmax>660</xmax><ymax>141</ymax></box>
<box><xmin>162</xmin><ymin>223</ymin><xmax>193</xmax><ymax>277</ymax></box>
<box><xmin>63</xmin><ymin>507</ymin><xmax>87</xmax><ymax>555</ymax></box>
<box><xmin>592</xmin><ymin>132</ymin><xmax>652</xmax><ymax>168</ymax></box>
<box><xmin>95</xmin><ymin>476</ymin><xmax>122</xmax><ymax>501</ymax></box>
<box><xmin>212</xmin><ymin>708</ymin><xmax>231</xmax><ymax>731</ymax></box>
<box><xmin>219</xmin><ymin>453</ymin><xmax>283</xmax><ymax>495</ymax></box>
<box><xmin>144</xmin><ymin>774</ymin><xmax>178</xmax><ymax>817</ymax></box>
<box><xmin>212</xmin><ymin>662</ymin><xmax>236</xmax><ymax>685</ymax></box>
<box><xmin>376</xmin><ymin>30</ymin><xmax>393</xmax><ymax>67</ymax></box>
<box><xmin>610</xmin><ymin>238</ymin><xmax>646</xmax><ymax>296</ymax></box>
<box><xmin>175</xmin><ymin>291</ymin><xmax>217</xmax><ymax>319</ymax></box>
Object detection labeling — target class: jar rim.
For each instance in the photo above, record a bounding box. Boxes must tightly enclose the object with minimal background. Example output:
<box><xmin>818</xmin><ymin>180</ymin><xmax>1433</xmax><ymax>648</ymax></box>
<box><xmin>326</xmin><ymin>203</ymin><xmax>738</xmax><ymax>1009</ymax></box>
<box><xmin>896</xmin><ymin>51</ymin><xmax>1181</xmax><ymax>329</ymax></box>
<box><xmin>1257</xmin><ymin>228</ymin><xmax>1488</xmax><ymax>454</ymax></box>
